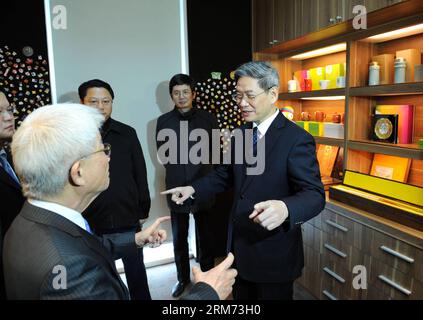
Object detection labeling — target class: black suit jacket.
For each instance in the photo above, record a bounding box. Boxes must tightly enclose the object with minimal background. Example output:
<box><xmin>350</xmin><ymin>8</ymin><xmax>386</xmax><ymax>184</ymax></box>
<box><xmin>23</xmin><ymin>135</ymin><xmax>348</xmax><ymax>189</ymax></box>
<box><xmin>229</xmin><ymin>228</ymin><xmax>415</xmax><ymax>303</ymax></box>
<box><xmin>83</xmin><ymin>118</ymin><xmax>151</xmax><ymax>232</ymax></box>
<box><xmin>192</xmin><ymin>112</ymin><xmax>325</xmax><ymax>283</ymax></box>
<box><xmin>156</xmin><ymin>107</ymin><xmax>218</xmax><ymax>213</ymax></box>
<box><xmin>0</xmin><ymin>150</ymin><xmax>25</xmax><ymax>299</ymax></box>
<box><xmin>0</xmin><ymin>151</ymin><xmax>25</xmax><ymax>236</ymax></box>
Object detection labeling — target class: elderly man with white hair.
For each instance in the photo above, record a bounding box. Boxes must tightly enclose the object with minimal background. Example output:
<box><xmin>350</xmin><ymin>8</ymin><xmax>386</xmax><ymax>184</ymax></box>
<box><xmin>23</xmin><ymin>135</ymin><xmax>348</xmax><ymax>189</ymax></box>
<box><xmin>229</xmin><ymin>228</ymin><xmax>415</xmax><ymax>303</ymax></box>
<box><xmin>2</xmin><ymin>104</ymin><xmax>237</xmax><ymax>300</ymax></box>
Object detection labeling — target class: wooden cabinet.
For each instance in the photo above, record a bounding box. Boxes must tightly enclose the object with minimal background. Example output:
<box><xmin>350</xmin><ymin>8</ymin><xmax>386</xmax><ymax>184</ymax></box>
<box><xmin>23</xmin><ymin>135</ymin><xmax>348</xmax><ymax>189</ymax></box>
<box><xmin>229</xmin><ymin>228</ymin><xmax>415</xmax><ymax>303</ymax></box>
<box><xmin>318</xmin><ymin>0</ymin><xmax>344</xmax><ymax>29</ymax></box>
<box><xmin>254</xmin><ymin>2</ymin><xmax>423</xmax><ymax>299</ymax></box>
<box><xmin>252</xmin><ymin>0</ymin><xmax>315</xmax><ymax>51</ymax></box>
<box><xmin>319</xmin><ymin>0</ymin><xmax>405</xmax><ymax>29</ymax></box>
<box><xmin>252</xmin><ymin>0</ymin><xmax>407</xmax><ymax>52</ymax></box>
<box><xmin>299</xmin><ymin>204</ymin><xmax>423</xmax><ymax>300</ymax></box>
<box><xmin>252</xmin><ymin>0</ymin><xmax>273</xmax><ymax>52</ymax></box>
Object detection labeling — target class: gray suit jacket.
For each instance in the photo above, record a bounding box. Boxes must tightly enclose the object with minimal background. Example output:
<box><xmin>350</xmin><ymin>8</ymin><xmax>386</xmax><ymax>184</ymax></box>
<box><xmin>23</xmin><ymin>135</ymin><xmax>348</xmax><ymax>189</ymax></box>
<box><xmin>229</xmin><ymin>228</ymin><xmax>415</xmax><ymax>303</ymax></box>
<box><xmin>3</xmin><ymin>202</ymin><xmax>133</xmax><ymax>300</ymax></box>
<box><xmin>3</xmin><ymin>202</ymin><xmax>220</xmax><ymax>300</ymax></box>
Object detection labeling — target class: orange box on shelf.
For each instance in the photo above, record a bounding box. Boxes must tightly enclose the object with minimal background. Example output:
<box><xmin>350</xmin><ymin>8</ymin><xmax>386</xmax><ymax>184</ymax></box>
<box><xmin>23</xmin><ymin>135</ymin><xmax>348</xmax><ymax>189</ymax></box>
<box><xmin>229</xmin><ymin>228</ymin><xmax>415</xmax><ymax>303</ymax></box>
<box><xmin>370</xmin><ymin>154</ymin><xmax>412</xmax><ymax>183</ymax></box>
<box><xmin>372</xmin><ymin>54</ymin><xmax>394</xmax><ymax>84</ymax></box>
<box><xmin>395</xmin><ymin>49</ymin><xmax>422</xmax><ymax>82</ymax></box>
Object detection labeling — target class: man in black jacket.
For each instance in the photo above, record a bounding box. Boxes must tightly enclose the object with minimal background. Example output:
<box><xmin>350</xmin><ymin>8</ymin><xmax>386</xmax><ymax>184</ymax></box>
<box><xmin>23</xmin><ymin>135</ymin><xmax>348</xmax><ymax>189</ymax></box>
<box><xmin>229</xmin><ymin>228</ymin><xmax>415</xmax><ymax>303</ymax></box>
<box><xmin>79</xmin><ymin>79</ymin><xmax>152</xmax><ymax>300</ymax></box>
<box><xmin>156</xmin><ymin>74</ymin><xmax>219</xmax><ymax>297</ymax></box>
<box><xmin>0</xmin><ymin>89</ymin><xmax>25</xmax><ymax>300</ymax></box>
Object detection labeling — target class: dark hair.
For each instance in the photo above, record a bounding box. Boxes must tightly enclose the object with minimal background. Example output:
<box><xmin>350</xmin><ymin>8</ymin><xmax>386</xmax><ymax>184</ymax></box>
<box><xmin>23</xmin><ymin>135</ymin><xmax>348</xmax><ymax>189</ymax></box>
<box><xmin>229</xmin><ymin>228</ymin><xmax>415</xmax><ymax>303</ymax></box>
<box><xmin>235</xmin><ymin>61</ymin><xmax>279</xmax><ymax>90</ymax></box>
<box><xmin>169</xmin><ymin>74</ymin><xmax>196</xmax><ymax>96</ymax></box>
<box><xmin>78</xmin><ymin>79</ymin><xmax>115</xmax><ymax>100</ymax></box>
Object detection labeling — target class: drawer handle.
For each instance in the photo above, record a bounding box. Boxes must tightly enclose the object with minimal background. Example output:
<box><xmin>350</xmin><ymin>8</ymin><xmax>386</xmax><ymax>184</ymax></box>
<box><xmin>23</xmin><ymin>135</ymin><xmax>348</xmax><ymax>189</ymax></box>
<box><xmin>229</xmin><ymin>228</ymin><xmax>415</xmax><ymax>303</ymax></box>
<box><xmin>324</xmin><ymin>243</ymin><xmax>347</xmax><ymax>258</ymax></box>
<box><xmin>325</xmin><ymin>219</ymin><xmax>348</xmax><ymax>232</ymax></box>
<box><xmin>380</xmin><ymin>246</ymin><xmax>414</xmax><ymax>264</ymax></box>
<box><xmin>322</xmin><ymin>290</ymin><xmax>338</xmax><ymax>300</ymax></box>
<box><xmin>378</xmin><ymin>275</ymin><xmax>412</xmax><ymax>296</ymax></box>
<box><xmin>323</xmin><ymin>267</ymin><xmax>346</xmax><ymax>284</ymax></box>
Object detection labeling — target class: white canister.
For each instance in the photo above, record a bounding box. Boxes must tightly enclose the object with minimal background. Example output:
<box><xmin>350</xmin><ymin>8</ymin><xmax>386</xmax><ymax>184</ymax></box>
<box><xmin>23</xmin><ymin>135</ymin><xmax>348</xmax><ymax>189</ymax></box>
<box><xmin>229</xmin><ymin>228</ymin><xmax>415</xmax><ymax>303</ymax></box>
<box><xmin>288</xmin><ymin>80</ymin><xmax>298</xmax><ymax>92</ymax></box>
<box><xmin>369</xmin><ymin>61</ymin><xmax>380</xmax><ymax>86</ymax></box>
<box><xmin>394</xmin><ymin>57</ymin><xmax>407</xmax><ymax>84</ymax></box>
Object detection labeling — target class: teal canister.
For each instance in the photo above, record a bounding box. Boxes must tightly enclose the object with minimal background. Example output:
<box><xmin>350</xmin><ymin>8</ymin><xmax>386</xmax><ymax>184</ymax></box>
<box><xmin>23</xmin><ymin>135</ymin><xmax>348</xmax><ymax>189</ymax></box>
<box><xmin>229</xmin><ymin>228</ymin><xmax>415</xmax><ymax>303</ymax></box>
<box><xmin>394</xmin><ymin>57</ymin><xmax>407</xmax><ymax>83</ymax></box>
<box><xmin>369</xmin><ymin>61</ymin><xmax>380</xmax><ymax>86</ymax></box>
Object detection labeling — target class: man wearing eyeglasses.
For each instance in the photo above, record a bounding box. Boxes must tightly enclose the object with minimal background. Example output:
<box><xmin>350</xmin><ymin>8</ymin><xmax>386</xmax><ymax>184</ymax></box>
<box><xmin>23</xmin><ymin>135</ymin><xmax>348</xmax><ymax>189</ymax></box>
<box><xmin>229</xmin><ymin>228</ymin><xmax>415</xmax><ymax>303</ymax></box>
<box><xmin>3</xmin><ymin>103</ymin><xmax>239</xmax><ymax>300</ymax></box>
<box><xmin>78</xmin><ymin>79</ymin><xmax>152</xmax><ymax>300</ymax></box>
<box><xmin>0</xmin><ymin>89</ymin><xmax>25</xmax><ymax>300</ymax></box>
<box><xmin>162</xmin><ymin>62</ymin><xmax>325</xmax><ymax>300</ymax></box>
<box><xmin>156</xmin><ymin>74</ymin><xmax>219</xmax><ymax>298</ymax></box>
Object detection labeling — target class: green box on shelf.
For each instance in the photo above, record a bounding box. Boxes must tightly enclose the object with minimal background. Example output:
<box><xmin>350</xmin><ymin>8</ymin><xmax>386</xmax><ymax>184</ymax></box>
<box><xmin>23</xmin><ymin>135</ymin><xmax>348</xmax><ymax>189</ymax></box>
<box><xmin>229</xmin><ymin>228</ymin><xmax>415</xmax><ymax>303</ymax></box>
<box><xmin>308</xmin><ymin>121</ymin><xmax>324</xmax><ymax>136</ymax></box>
<box><xmin>296</xmin><ymin>121</ymin><xmax>310</xmax><ymax>132</ymax></box>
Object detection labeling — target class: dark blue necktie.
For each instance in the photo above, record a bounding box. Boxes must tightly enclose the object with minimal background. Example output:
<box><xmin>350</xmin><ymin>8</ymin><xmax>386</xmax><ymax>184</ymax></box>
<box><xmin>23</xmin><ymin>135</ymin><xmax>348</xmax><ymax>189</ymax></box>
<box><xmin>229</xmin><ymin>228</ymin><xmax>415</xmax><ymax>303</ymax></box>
<box><xmin>0</xmin><ymin>151</ymin><xmax>20</xmax><ymax>185</ymax></box>
<box><xmin>252</xmin><ymin>126</ymin><xmax>258</xmax><ymax>156</ymax></box>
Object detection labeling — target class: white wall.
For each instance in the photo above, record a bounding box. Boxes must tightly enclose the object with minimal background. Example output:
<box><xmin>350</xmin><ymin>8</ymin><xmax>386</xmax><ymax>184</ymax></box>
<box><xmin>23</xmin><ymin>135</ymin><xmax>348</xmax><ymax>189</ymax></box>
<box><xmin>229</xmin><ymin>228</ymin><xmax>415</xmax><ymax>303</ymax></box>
<box><xmin>46</xmin><ymin>0</ymin><xmax>189</xmax><ymax>243</ymax></box>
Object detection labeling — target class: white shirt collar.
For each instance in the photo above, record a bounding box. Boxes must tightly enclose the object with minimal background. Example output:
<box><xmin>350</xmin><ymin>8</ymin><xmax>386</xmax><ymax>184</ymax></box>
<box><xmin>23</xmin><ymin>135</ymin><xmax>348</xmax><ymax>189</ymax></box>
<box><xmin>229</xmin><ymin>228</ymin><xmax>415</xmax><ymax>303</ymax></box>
<box><xmin>253</xmin><ymin>108</ymin><xmax>279</xmax><ymax>139</ymax></box>
<box><xmin>28</xmin><ymin>199</ymin><xmax>89</xmax><ymax>232</ymax></box>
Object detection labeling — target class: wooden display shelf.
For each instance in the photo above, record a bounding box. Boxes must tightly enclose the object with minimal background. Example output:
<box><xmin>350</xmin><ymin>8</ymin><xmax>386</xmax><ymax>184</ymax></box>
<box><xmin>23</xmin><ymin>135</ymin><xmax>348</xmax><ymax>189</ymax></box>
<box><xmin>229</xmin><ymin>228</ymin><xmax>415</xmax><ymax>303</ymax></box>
<box><xmin>315</xmin><ymin>136</ymin><xmax>344</xmax><ymax>147</ymax></box>
<box><xmin>350</xmin><ymin>82</ymin><xmax>423</xmax><ymax>97</ymax></box>
<box><xmin>348</xmin><ymin>140</ymin><xmax>423</xmax><ymax>160</ymax></box>
<box><xmin>278</xmin><ymin>88</ymin><xmax>346</xmax><ymax>100</ymax></box>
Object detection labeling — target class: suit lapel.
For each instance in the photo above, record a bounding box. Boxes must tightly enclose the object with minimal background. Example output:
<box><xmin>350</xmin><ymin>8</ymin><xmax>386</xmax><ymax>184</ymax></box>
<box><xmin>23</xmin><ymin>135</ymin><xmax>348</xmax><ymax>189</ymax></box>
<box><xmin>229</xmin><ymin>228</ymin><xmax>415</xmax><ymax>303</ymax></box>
<box><xmin>241</xmin><ymin>112</ymin><xmax>286</xmax><ymax>193</ymax></box>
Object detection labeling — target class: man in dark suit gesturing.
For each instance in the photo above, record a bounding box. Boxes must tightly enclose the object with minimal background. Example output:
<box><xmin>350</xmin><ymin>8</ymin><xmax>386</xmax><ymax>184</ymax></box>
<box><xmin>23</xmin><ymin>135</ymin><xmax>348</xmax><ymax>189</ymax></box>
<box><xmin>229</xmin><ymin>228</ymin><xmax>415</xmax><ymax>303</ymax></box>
<box><xmin>162</xmin><ymin>61</ymin><xmax>325</xmax><ymax>300</ymax></box>
<box><xmin>3</xmin><ymin>104</ymin><xmax>237</xmax><ymax>300</ymax></box>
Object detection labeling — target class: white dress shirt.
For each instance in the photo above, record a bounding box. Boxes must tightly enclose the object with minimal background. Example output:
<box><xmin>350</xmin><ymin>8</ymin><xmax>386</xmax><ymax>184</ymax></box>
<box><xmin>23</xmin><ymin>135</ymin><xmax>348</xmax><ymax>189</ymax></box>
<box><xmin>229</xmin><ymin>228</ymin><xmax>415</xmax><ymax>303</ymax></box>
<box><xmin>253</xmin><ymin>108</ymin><xmax>280</xmax><ymax>139</ymax></box>
<box><xmin>28</xmin><ymin>199</ymin><xmax>89</xmax><ymax>232</ymax></box>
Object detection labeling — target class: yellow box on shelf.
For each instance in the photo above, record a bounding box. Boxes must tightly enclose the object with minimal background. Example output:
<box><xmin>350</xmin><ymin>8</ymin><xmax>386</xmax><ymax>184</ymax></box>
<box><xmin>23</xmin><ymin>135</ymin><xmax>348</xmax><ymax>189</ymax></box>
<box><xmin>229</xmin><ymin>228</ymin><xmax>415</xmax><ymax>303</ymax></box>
<box><xmin>325</xmin><ymin>64</ymin><xmax>345</xmax><ymax>89</ymax></box>
<box><xmin>309</xmin><ymin>67</ymin><xmax>325</xmax><ymax>91</ymax></box>
<box><xmin>343</xmin><ymin>170</ymin><xmax>423</xmax><ymax>207</ymax></box>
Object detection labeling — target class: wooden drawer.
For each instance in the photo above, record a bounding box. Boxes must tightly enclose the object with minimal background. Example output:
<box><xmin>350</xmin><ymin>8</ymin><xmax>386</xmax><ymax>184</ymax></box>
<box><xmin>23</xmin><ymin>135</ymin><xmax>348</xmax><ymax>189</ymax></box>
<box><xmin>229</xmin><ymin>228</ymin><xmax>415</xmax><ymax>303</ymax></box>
<box><xmin>321</xmin><ymin>207</ymin><xmax>374</xmax><ymax>254</ymax></box>
<box><xmin>320</xmin><ymin>208</ymin><xmax>357</xmax><ymax>247</ymax></box>
<box><xmin>363</xmin><ymin>253</ymin><xmax>423</xmax><ymax>300</ymax></box>
<box><xmin>322</xmin><ymin>231</ymin><xmax>372</xmax><ymax>272</ymax></box>
<box><xmin>321</xmin><ymin>231</ymin><xmax>352</xmax><ymax>268</ymax></box>
<box><xmin>301</xmin><ymin>222</ymin><xmax>322</xmax><ymax>253</ymax></box>
<box><xmin>308</xmin><ymin>210</ymin><xmax>323</xmax><ymax>229</ymax></box>
<box><xmin>362</xmin><ymin>283</ymin><xmax>393</xmax><ymax>300</ymax></box>
<box><xmin>370</xmin><ymin>228</ymin><xmax>420</xmax><ymax>278</ymax></box>
<box><xmin>320</xmin><ymin>269</ymin><xmax>363</xmax><ymax>300</ymax></box>
<box><xmin>368</xmin><ymin>258</ymin><xmax>414</xmax><ymax>299</ymax></box>
<box><xmin>299</xmin><ymin>266</ymin><xmax>322</xmax><ymax>299</ymax></box>
<box><xmin>410</xmin><ymin>279</ymin><xmax>423</xmax><ymax>300</ymax></box>
<box><xmin>319</xmin><ymin>262</ymin><xmax>353</xmax><ymax>300</ymax></box>
<box><xmin>303</xmin><ymin>243</ymin><xmax>321</xmax><ymax>274</ymax></box>
<box><xmin>301</xmin><ymin>222</ymin><xmax>315</xmax><ymax>248</ymax></box>
<box><xmin>320</xmin><ymin>255</ymin><xmax>352</xmax><ymax>288</ymax></box>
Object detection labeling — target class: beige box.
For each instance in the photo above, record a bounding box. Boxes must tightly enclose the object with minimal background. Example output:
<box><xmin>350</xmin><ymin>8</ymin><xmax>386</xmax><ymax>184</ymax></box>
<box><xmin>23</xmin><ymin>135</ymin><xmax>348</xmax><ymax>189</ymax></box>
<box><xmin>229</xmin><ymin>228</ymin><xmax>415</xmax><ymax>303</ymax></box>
<box><xmin>395</xmin><ymin>49</ymin><xmax>422</xmax><ymax>82</ymax></box>
<box><xmin>372</xmin><ymin>54</ymin><xmax>394</xmax><ymax>84</ymax></box>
